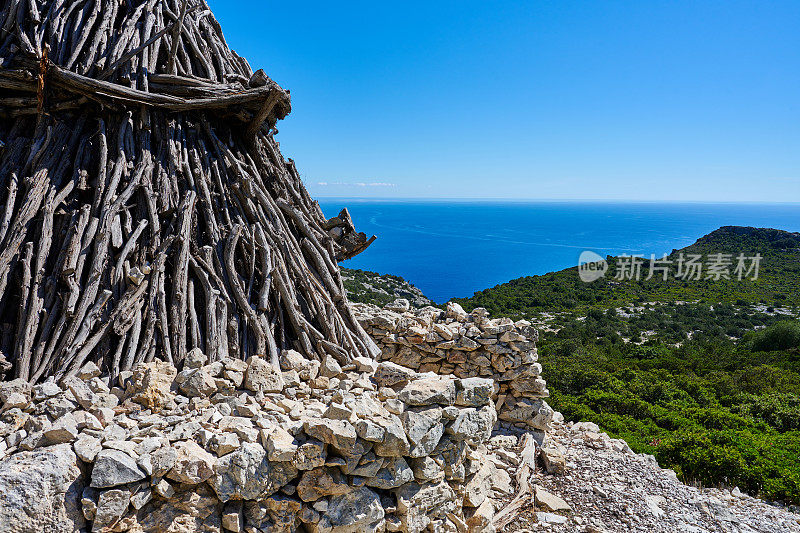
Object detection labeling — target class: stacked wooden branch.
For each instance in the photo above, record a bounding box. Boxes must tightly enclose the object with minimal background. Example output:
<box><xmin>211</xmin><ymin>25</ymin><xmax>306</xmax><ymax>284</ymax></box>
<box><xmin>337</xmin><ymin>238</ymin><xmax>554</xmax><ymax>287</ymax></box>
<box><xmin>0</xmin><ymin>0</ymin><xmax>378</xmax><ymax>383</ymax></box>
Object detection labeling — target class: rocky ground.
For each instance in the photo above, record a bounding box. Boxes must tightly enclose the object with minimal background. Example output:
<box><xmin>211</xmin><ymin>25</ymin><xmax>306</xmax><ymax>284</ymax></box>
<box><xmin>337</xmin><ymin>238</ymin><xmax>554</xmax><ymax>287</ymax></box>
<box><xmin>506</xmin><ymin>420</ymin><xmax>800</xmax><ymax>533</ymax></box>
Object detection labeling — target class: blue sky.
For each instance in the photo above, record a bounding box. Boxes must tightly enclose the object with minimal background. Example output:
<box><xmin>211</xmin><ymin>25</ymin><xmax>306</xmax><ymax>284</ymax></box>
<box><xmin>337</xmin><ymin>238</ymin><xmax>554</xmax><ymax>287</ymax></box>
<box><xmin>208</xmin><ymin>1</ymin><xmax>799</xmax><ymax>201</ymax></box>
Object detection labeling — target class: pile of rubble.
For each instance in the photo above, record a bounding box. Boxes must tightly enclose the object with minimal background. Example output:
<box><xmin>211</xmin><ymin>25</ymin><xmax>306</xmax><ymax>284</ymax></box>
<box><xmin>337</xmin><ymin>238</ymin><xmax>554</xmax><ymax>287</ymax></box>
<box><xmin>0</xmin><ymin>347</ymin><xmax>524</xmax><ymax>532</ymax></box>
<box><xmin>352</xmin><ymin>301</ymin><xmax>554</xmax><ymax>437</ymax></box>
<box><xmin>507</xmin><ymin>421</ymin><xmax>800</xmax><ymax>532</ymax></box>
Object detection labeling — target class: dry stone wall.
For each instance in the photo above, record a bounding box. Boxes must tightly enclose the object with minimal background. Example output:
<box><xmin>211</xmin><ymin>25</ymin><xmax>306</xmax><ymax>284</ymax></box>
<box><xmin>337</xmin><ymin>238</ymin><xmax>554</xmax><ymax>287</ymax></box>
<box><xmin>0</xmin><ymin>349</ymin><xmax>516</xmax><ymax>532</ymax></box>
<box><xmin>352</xmin><ymin>300</ymin><xmax>555</xmax><ymax>436</ymax></box>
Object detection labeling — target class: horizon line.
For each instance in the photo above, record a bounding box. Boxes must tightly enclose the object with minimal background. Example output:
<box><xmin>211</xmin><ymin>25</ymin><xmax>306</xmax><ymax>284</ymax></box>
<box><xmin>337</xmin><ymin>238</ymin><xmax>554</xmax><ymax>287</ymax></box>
<box><xmin>313</xmin><ymin>196</ymin><xmax>800</xmax><ymax>205</ymax></box>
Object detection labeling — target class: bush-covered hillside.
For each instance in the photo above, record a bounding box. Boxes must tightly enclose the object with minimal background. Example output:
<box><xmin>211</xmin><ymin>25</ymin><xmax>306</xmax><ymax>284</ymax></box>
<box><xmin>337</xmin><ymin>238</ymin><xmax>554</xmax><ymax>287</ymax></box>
<box><xmin>454</xmin><ymin>226</ymin><xmax>800</xmax><ymax>317</ymax></box>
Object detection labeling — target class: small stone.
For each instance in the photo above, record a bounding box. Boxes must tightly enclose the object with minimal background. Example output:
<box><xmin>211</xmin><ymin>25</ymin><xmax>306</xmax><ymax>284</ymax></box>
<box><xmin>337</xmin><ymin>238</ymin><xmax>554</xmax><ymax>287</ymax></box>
<box><xmin>62</xmin><ymin>376</ymin><xmax>99</xmax><ymax>410</ymax></box>
<box><xmin>535</xmin><ymin>486</ymin><xmax>572</xmax><ymax>512</ymax></box>
<box><xmin>0</xmin><ymin>378</ymin><xmax>31</xmax><ymax>404</ymax></box>
<box><xmin>74</xmin><ymin>435</ymin><xmax>102</xmax><ymax>462</ymax></box>
<box><xmin>91</xmin><ymin>449</ymin><xmax>147</xmax><ymax>488</ymax></box>
<box><xmin>265</xmin><ymin>426</ymin><xmax>297</xmax><ymax>462</ymax></box>
<box><xmin>536</xmin><ymin>511</ymin><xmax>568</xmax><ymax>524</ymax></box>
<box><xmin>372</xmin><ymin>361</ymin><xmax>417</xmax><ymax>388</ymax></box>
<box><xmin>293</xmin><ymin>440</ymin><xmax>326</xmax><ymax>470</ymax></box>
<box><xmin>319</xmin><ymin>354</ymin><xmax>342</xmax><ymax>378</ymax></box>
<box><xmin>150</xmin><ymin>446</ymin><xmax>178</xmax><ymax>477</ymax></box>
<box><xmin>32</xmin><ymin>381</ymin><xmax>61</xmax><ymax>401</ymax></box>
<box><xmin>324</xmin><ymin>402</ymin><xmax>351</xmax><ymax>420</ymax></box>
<box><xmin>456</xmin><ymin>377</ymin><xmax>494</xmax><ymax>407</ymax></box>
<box><xmin>540</xmin><ymin>446</ymin><xmax>566</xmax><ymax>475</ymax></box>
<box><xmin>219</xmin><ymin>415</ymin><xmax>259</xmax><ymax>442</ymax></box>
<box><xmin>244</xmin><ymin>356</ymin><xmax>285</xmax><ymax>393</ymax></box>
<box><xmin>304</xmin><ymin>419</ymin><xmax>357</xmax><ymax>454</ymax></box>
<box><xmin>93</xmin><ymin>489</ymin><xmax>130</xmax><ymax>532</ymax></box>
<box><xmin>213</xmin><ymin>432</ymin><xmax>240</xmax><ymax>456</ymax></box>
<box><xmin>317</xmin><ymin>487</ymin><xmax>384</xmax><ymax>532</ymax></box>
<box><xmin>166</xmin><ymin>440</ymin><xmax>216</xmax><ymax>485</ymax></box>
<box><xmin>399</xmin><ymin>377</ymin><xmax>456</xmax><ymax>406</ymax></box>
<box><xmin>185</xmin><ymin>347</ymin><xmax>208</xmax><ymax>368</ymax></box>
<box><xmin>179</xmin><ymin>367</ymin><xmax>217</xmax><ymax>398</ymax></box>
<box><xmin>77</xmin><ymin>361</ymin><xmax>101</xmax><ymax>380</ymax></box>
<box><xmin>154</xmin><ymin>478</ymin><xmax>175</xmax><ymax>498</ymax></box>
<box><xmin>365</xmin><ymin>457</ymin><xmax>414</xmax><ymax>489</ymax></box>
<box><xmin>126</xmin><ymin>361</ymin><xmax>177</xmax><ymax>410</ymax></box>
<box><xmin>2</xmin><ymin>392</ymin><xmax>28</xmax><ymax>411</ymax></box>
<box><xmin>44</xmin><ymin>413</ymin><xmax>79</xmax><ymax>444</ymax></box>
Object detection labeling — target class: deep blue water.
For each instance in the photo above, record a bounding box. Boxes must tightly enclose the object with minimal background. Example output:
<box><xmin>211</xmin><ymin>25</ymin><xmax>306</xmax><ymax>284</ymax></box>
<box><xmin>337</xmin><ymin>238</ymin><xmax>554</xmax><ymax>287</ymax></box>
<box><xmin>318</xmin><ymin>200</ymin><xmax>800</xmax><ymax>303</ymax></box>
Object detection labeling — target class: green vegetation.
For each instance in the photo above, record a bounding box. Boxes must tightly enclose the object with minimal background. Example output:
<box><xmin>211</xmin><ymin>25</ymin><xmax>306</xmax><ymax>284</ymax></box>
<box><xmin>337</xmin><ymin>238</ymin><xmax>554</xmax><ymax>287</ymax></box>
<box><xmin>458</xmin><ymin>226</ymin><xmax>800</xmax><ymax>503</ymax></box>
<box><xmin>541</xmin><ymin>314</ymin><xmax>800</xmax><ymax>503</ymax></box>
<box><xmin>347</xmin><ymin>226</ymin><xmax>800</xmax><ymax>503</ymax></box>
<box><xmin>341</xmin><ymin>268</ymin><xmax>432</xmax><ymax>307</ymax></box>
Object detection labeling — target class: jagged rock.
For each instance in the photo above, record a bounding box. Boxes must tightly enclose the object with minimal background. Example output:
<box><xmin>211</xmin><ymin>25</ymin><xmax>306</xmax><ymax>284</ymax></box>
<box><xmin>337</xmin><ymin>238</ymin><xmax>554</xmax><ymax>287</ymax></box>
<box><xmin>499</xmin><ymin>398</ymin><xmax>554</xmax><ymax>429</ymax></box>
<box><xmin>373</xmin><ymin>414</ymin><xmax>411</xmax><ymax>457</ymax></box>
<box><xmin>534</xmin><ymin>486</ymin><xmax>572</xmax><ymax>512</ymax></box>
<box><xmin>402</xmin><ymin>407</ymin><xmax>444</xmax><ymax>457</ymax></box>
<box><xmin>0</xmin><ymin>443</ymin><xmax>85</xmax><ymax>532</ymax></box>
<box><xmin>297</xmin><ymin>468</ymin><xmax>351</xmax><ymax>501</ymax></box>
<box><xmin>446</xmin><ymin>302</ymin><xmax>468</xmax><ymax>321</ymax></box>
<box><xmin>166</xmin><ymin>440</ymin><xmax>216</xmax><ymax>484</ymax></box>
<box><xmin>179</xmin><ymin>367</ymin><xmax>217</xmax><ymax>398</ymax></box>
<box><xmin>62</xmin><ymin>376</ymin><xmax>99</xmax><ymax>410</ymax></box>
<box><xmin>293</xmin><ymin>440</ymin><xmax>327</xmax><ymax>470</ymax></box>
<box><xmin>399</xmin><ymin>378</ymin><xmax>456</xmax><ymax>406</ymax></box>
<box><xmin>33</xmin><ymin>381</ymin><xmax>61</xmax><ymax>401</ymax></box>
<box><xmin>93</xmin><ymin>488</ymin><xmax>130</xmax><ymax>532</ymax></box>
<box><xmin>447</xmin><ymin>406</ymin><xmax>495</xmax><ymax>443</ymax></box>
<box><xmin>281</xmin><ymin>349</ymin><xmax>321</xmax><ymax>380</ymax></box>
<box><xmin>212</xmin><ymin>442</ymin><xmax>298</xmax><ymax>501</ymax></box>
<box><xmin>126</xmin><ymin>361</ymin><xmax>177</xmax><ymax>410</ymax></box>
<box><xmin>244</xmin><ymin>356</ymin><xmax>285</xmax><ymax>393</ymax></box>
<box><xmin>464</xmin><ymin>460</ymin><xmax>493</xmax><ymax>507</ymax></box>
<box><xmin>0</xmin><ymin>378</ymin><xmax>31</xmax><ymax>403</ymax></box>
<box><xmin>540</xmin><ymin>446</ymin><xmax>566</xmax><ymax>475</ymax></box>
<box><xmin>77</xmin><ymin>362</ymin><xmax>102</xmax><ymax>380</ymax></box>
<box><xmin>74</xmin><ymin>435</ymin><xmax>102</xmax><ymax>463</ymax></box>
<box><xmin>91</xmin><ymin>449</ymin><xmax>147</xmax><ymax>488</ymax></box>
<box><xmin>456</xmin><ymin>377</ymin><xmax>494</xmax><ymax>407</ymax></box>
<box><xmin>366</xmin><ymin>457</ymin><xmax>415</xmax><ymax>489</ymax></box>
<box><xmin>134</xmin><ymin>484</ymin><xmax>222</xmax><ymax>532</ymax></box>
<box><xmin>316</xmin><ymin>487</ymin><xmax>385</xmax><ymax>533</ymax></box>
<box><xmin>466</xmin><ymin>498</ymin><xmax>495</xmax><ymax>533</ymax></box>
<box><xmin>44</xmin><ymin>413</ymin><xmax>79</xmax><ymax>444</ymax></box>
<box><xmin>319</xmin><ymin>354</ymin><xmax>343</xmax><ymax>378</ymax></box>
<box><xmin>410</xmin><ymin>456</ymin><xmax>444</xmax><ymax>482</ymax></box>
<box><xmin>304</xmin><ymin>419</ymin><xmax>358</xmax><ymax>454</ymax></box>
<box><xmin>395</xmin><ymin>481</ymin><xmax>457</xmax><ymax>533</ymax></box>
<box><xmin>212</xmin><ymin>432</ymin><xmax>240</xmax><ymax>456</ymax></box>
<box><xmin>185</xmin><ymin>347</ymin><xmax>208</xmax><ymax>369</ymax></box>
<box><xmin>150</xmin><ymin>445</ymin><xmax>179</xmax><ymax>477</ymax></box>
<box><xmin>265</xmin><ymin>426</ymin><xmax>298</xmax><ymax>461</ymax></box>
<box><xmin>3</xmin><ymin>391</ymin><xmax>28</xmax><ymax>410</ymax></box>
<box><xmin>373</xmin><ymin>361</ymin><xmax>417</xmax><ymax>388</ymax></box>
<box><xmin>219</xmin><ymin>416</ymin><xmax>260</xmax><ymax>442</ymax></box>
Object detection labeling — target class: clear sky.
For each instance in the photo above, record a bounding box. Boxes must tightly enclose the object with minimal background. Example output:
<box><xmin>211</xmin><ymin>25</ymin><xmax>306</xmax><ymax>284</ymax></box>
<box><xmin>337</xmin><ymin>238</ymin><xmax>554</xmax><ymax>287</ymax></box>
<box><xmin>208</xmin><ymin>0</ymin><xmax>799</xmax><ymax>201</ymax></box>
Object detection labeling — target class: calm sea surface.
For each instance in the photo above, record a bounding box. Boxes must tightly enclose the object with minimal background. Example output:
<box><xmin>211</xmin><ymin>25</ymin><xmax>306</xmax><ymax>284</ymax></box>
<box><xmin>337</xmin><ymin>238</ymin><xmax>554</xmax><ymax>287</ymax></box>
<box><xmin>318</xmin><ymin>200</ymin><xmax>800</xmax><ymax>303</ymax></box>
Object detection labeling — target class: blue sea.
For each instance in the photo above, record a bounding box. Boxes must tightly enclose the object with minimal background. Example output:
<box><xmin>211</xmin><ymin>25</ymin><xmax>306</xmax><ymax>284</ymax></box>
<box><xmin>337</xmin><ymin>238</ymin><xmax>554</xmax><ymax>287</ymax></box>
<box><xmin>318</xmin><ymin>200</ymin><xmax>800</xmax><ymax>303</ymax></box>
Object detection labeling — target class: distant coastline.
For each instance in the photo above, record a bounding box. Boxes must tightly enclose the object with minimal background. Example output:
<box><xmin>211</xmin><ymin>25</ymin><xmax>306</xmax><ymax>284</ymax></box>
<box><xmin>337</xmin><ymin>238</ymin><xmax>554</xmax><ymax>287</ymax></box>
<box><xmin>319</xmin><ymin>200</ymin><xmax>800</xmax><ymax>303</ymax></box>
